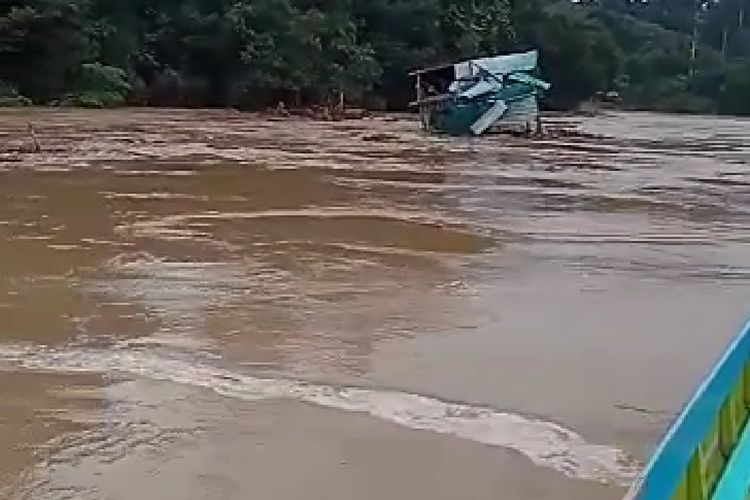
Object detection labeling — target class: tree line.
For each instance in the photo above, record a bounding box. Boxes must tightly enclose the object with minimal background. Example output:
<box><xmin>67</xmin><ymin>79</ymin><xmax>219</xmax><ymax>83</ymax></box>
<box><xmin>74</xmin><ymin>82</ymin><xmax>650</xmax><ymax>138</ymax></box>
<box><xmin>1</xmin><ymin>0</ymin><xmax>749</xmax><ymax>114</ymax></box>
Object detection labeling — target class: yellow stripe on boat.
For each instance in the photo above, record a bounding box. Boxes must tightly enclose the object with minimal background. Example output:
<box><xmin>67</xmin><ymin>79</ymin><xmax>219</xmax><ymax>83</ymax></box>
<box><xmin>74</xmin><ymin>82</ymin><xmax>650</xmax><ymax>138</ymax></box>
<box><xmin>626</xmin><ymin>318</ymin><xmax>750</xmax><ymax>500</ymax></box>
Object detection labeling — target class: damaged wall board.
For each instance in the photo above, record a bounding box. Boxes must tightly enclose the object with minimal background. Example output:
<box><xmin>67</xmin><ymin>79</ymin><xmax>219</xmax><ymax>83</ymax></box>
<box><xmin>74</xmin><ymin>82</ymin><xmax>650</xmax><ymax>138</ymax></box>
<box><xmin>410</xmin><ymin>50</ymin><xmax>550</xmax><ymax>136</ymax></box>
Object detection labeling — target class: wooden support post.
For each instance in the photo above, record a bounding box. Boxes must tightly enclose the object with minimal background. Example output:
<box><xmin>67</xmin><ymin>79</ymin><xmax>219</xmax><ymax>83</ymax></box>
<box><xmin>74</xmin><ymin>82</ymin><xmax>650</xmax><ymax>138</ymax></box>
<box><xmin>535</xmin><ymin>113</ymin><xmax>543</xmax><ymax>137</ymax></box>
<box><xmin>416</xmin><ymin>73</ymin><xmax>427</xmax><ymax>131</ymax></box>
<box><xmin>27</xmin><ymin>122</ymin><xmax>41</xmax><ymax>153</ymax></box>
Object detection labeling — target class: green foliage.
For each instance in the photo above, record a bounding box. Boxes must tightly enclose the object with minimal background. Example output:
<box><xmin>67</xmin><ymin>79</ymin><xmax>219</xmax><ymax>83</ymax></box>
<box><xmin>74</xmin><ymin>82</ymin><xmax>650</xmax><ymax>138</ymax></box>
<box><xmin>53</xmin><ymin>63</ymin><xmax>131</xmax><ymax>108</ymax></box>
<box><xmin>0</xmin><ymin>96</ymin><xmax>32</xmax><ymax>106</ymax></box>
<box><xmin>719</xmin><ymin>62</ymin><xmax>750</xmax><ymax>115</ymax></box>
<box><xmin>59</xmin><ymin>90</ymin><xmax>124</xmax><ymax>108</ymax></box>
<box><xmin>513</xmin><ymin>1</ymin><xmax>622</xmax><ymax>109</ymax></box>
<box><xmin>75</xmin><ymin>62</ymin><xmax>131</xmax><ymax>94</ymax></box>
<box><xmin>0</xmin><ymin>80</ymin><xmax>32</xmax><ymax>106</ymax></box>
<box><xmin>441</xmin><ymin>0</ymin><xmax>515</xmax><ymax>58</ymax></box>
<box><xmin>0</xmin><ymin>1</ymin><xmax>94</xmax><ymax>103</ymax></box>
<box><xmin>1</xmin><ymin>0</ymin><xmax>749</xmax><ymax>114</ymax></box>
<box><xmin>593</xmin><ymin>0</ymin><xmax>750</xmax><ymax>114</ymax></box>
<box><xmin>0</xmin><ymin>0</ymin><xmax>515</xmax><ymax>109</ymax></box>
<box><xmin>352</xmin><ymin>0</ymin><xmax>444</xmax><ymax>108</ymax></box>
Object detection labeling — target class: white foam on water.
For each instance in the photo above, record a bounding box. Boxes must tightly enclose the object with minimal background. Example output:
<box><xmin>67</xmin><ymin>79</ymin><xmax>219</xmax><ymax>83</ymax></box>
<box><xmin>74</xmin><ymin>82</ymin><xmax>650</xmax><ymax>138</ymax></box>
<box><xmin>0</xmin><ymin>344</ymin><xmax>639</xmax><ymax>485</ymax></box>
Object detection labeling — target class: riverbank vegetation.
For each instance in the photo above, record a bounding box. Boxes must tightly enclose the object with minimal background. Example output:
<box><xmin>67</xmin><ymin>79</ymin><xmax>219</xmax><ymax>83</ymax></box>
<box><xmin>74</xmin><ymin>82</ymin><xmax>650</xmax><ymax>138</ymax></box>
<box><xmin>1</xmin><ymin>0</ymin><xmax>749</xmax><ymax>114</ymax></box>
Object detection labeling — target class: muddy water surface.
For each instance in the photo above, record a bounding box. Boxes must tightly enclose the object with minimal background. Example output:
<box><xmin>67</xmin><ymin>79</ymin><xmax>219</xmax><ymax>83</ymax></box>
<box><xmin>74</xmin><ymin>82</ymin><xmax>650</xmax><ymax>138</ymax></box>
<box><xmin>0</xmin><ymin>109</ymin><xmax>748</xmax><ymax>500</ymax></box>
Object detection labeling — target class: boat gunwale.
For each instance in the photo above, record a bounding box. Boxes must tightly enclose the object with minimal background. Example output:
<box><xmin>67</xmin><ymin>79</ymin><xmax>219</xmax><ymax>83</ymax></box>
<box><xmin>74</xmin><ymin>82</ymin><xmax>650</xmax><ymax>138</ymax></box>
<box><xmin>626</xmin><ymin>318</ymin><xmax>750</xmax><ymax>500</ymax></box>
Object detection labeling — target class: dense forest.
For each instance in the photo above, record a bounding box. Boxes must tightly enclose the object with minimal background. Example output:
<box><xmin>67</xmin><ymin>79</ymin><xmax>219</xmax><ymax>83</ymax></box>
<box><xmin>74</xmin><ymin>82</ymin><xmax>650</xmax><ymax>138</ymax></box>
<box><xmin>1</xmin><ymin>0</ymin><xmax>749</xmax><ymax>114</ymax></box>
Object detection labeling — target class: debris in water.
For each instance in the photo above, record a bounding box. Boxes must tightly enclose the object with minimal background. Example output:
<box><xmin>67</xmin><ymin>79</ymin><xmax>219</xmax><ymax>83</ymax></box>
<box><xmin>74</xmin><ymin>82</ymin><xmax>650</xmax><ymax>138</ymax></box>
<box><xmin>410</xmin><ymin>50</ymin><xmax>551</xmax><ymax>136</ymax></box>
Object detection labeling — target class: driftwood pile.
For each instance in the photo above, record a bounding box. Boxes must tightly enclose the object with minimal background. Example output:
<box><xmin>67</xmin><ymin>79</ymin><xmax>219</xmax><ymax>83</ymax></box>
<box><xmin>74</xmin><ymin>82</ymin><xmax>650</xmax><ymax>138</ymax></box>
<box><xmin>271</xmin><ymin>101</ymin><xmax>371</xmax><ymax>121</ymax></box>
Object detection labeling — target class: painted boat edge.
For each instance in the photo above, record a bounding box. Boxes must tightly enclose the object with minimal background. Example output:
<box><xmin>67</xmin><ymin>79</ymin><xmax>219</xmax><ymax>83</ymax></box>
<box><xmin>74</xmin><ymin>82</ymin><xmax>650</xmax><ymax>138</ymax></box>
<box><xmin>625</xmin><ymin>317</ymin><xmax>750</xmax><ymax>500</ymax></box>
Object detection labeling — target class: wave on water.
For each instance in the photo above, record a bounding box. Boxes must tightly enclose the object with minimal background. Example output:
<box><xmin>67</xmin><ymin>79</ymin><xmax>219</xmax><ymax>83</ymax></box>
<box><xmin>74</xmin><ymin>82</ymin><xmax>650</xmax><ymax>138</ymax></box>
<box><xmin>0</xmin><ymin>344</ymin><xmax>639</xmax><ymax>486</ymax></box>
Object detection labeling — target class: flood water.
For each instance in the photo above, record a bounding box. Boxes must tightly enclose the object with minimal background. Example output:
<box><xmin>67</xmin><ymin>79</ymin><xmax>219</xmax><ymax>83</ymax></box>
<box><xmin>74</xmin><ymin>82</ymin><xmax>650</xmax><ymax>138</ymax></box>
<box><xmin>0</xmin><ymin>109</ymin><xmax>748</xmax><ymax>500</ymax></box>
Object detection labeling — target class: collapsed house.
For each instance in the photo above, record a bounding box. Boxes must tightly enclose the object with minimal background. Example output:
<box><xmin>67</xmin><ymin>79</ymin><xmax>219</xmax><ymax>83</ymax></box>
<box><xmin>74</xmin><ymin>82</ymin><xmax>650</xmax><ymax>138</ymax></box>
<box><xmin>410</xmin><ymin>50</ymin><xmax>551</xmax><ymax>136</ymax></box>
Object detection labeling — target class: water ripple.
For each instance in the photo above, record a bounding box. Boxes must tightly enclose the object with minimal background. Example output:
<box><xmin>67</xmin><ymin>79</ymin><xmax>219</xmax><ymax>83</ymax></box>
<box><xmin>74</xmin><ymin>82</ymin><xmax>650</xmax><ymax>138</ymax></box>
<box><xmin>0</xmin><ymin>343</ymin><xmax>640</xmax><ymax>485</ymax></box>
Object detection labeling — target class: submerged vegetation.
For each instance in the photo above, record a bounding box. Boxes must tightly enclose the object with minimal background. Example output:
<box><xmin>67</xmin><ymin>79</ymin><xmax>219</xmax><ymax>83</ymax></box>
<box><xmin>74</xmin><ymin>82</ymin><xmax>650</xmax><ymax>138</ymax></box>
<box><xmin>0</xmin><ymin>0</ymin><xmax>749</xmax><ymax>114</ymax></box>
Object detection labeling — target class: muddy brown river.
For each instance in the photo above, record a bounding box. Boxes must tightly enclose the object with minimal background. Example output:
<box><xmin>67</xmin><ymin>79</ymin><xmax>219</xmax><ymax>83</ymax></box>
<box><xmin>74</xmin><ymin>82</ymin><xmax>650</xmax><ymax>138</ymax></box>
<box><xmin>0</xmin><ymin>109</ymin><xmax>747</xmax><ymax>500</ymax></box>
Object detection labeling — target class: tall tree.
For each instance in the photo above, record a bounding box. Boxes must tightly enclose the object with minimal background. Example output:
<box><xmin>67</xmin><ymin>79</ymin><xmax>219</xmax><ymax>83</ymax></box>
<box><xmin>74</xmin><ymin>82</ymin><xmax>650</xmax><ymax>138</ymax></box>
<box><xmin>2</xmin><ymin>0</ymin><xmax>750</xmax><ymax>113</ymax></box>
<box><xmin>0</xmin><ymin>0</ymin><xmax>94</xmax><ymax>102</ymax></box>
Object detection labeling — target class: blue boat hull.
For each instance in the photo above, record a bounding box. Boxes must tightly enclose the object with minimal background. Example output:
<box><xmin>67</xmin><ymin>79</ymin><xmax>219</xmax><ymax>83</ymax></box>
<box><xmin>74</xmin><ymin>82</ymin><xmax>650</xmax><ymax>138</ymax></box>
<box><xmin>626</xmin><ymin>318</ymin><xmax>750</xmax><ymax>500</ymax></box>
